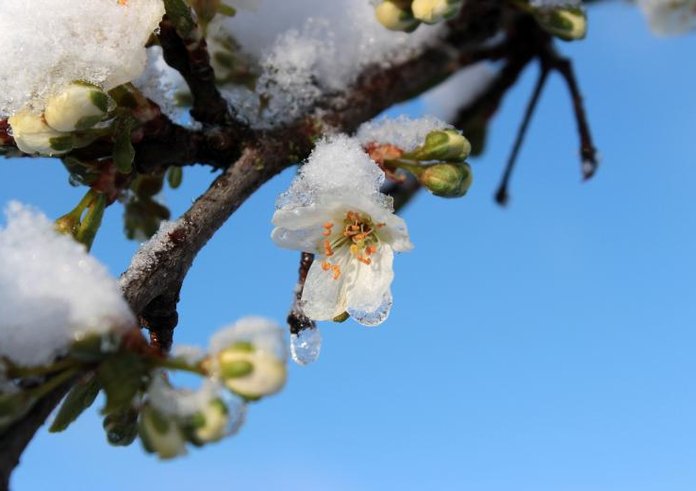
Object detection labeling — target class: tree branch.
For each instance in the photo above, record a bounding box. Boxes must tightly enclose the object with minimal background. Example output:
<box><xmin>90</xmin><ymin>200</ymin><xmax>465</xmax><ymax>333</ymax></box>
<box><xmin>0</xmin><ymin>4</ymin><xmax>559</xmax><ymax>483</ymax></box>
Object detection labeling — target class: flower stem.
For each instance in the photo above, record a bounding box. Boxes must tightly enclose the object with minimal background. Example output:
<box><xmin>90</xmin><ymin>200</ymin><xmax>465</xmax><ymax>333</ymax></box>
<box><xmin>151</xmin><ymin>357</ymin><xmax>208</xmax><ymax>376</ymax></box>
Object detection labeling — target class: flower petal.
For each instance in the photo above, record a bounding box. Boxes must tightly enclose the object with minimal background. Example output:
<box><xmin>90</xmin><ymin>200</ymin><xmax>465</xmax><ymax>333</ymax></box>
<box><xmin>379</xmin><ymin>213</ymin><xmax>414</xmax><ymax>252</ymax></box>
<box><xmin>271</xmin><ymin>227</ymin><xmax>321</xmax><ymax>252</ymax></box>
<box><xmin>271</xmin><ymin>204</ymin><xmax>327</xmax><ymax>230</ymax></box>
<box><xmin>345</xmin><ymin>245</ymin><xmax>394</xmax><ymax>313</ymax></box>
<box><xmin>301</xmin><ymin>251</ymin><xmax>354</xmax><ymax>320</ymax></box>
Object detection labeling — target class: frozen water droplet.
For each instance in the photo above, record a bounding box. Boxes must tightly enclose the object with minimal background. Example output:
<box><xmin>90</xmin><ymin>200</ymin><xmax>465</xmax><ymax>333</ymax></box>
<box><xmin>290</xmin><ymin>327</ymin><xmax>322</xmax><ymax>366</ymax></box>
<box><xmin>347</xmin><ymin>291</ymin><xmax>393</xmax><ymax>327</ymax></box>
<box><xmin>68</xmin><ymin>174</ymin><xmax>84</xmax><ymax>187</ymax></box>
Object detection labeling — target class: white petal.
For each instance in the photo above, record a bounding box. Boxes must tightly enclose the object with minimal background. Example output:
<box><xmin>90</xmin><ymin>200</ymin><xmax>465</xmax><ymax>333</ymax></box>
<box><xmin>301</xmin><ymin>251</ymin><xmax>354</xmax><ymax>320</ymax></box>
<box><xmin>271</xmin><ymin>204</ymin><xmax>327</xmax><ymax>230</ymax></box>
<box><xmin>270</xmin><ymin>226</ymin><xmax>321</xmax><ymax>252</ymax></box>
<box><xmin>345</xmin><ymin>246</ymin><xmax>394</xmax><ymax>313</ymax></box>
<box><xmin>380</xmin><ymin>213</ymin><xmax>414</xmax><ymax>252</ymax></box>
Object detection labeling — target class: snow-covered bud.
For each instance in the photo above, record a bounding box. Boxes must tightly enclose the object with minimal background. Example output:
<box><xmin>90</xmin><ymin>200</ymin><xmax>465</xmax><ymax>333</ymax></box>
<box><xmin>209</xmin><ymin>317</ymin><xmax>288</xmax><ymax>400</ymax></box>
<box><xmin>407</xmin><ymin>129</ymin><xmax>471</xmax><ymax>162</ymax></box>
<box><xmin>44</xmin><ymin>82</ymin><xmax>110</xmax><ymax>132</ymax></box>
<box><xmin>139</xmin><ymin>406</ymin><xmax>187</xmax><ymax>459</ymax></box>
<box><xmin>411</xmin><ymin>0</ymin><xmax>463</xmax><ymax>24</ymax></box>
<box><xmin>8</xmin><ymin>109</ymin><xmax>73</xmax><ymax>156</ymax></box>
<box><xmin>375</xmin><ymin>1</ymin><xmax>420</xmax><ymax>32</ymax></box>
<box><xmin>216</xmin><ymin>342</ymin><xmax>287</xmax><ymax>400</ymax></box>
<box><xmin>533</xmin><ymin>7</ymin><xmax>587</xmax><ymax>41</ymax></box>
<box><xmin>420</xmin><ymin>162</ymin><xmax>472</xmax><ymax>198</ymax></box>
<box><xmin>186</xmin><ymin>398</ymin><xmax>229</xmax><ymax>445</ymax></box>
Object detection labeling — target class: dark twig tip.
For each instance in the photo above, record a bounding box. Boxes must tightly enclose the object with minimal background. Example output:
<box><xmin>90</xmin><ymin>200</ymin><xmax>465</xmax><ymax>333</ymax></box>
<box><xmin>495</xmin><ymin>186</ymin><xmax>509</xmax><ymax>206</ymax></box>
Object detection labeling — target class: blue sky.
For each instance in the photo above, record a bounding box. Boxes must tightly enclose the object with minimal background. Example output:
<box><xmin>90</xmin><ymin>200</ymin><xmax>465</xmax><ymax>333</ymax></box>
<box><xmin>4</xmin><ymin>2</ymin><xmax>696</xmax><ymax>490</ymax></box>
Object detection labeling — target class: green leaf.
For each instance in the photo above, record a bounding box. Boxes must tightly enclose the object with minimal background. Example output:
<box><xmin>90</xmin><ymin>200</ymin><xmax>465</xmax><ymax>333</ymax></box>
<box><xmin>49</xmin><ymin>373</ymin><xmax>101</xmax><ymax>433</ymax></box>
<box><xmin>0</xmin><ymin>391</ymin><xmax>36</xmax><ymax>434</ymax></box>
<box><xmin>97</xmin><ymin>353</ymin><xmax>149</xmax><ymax>414</ymax></box>
<box><xmin>113</xmin><ymin>116</ymin><xmax>136</xmax><ymax>174</ymax></box>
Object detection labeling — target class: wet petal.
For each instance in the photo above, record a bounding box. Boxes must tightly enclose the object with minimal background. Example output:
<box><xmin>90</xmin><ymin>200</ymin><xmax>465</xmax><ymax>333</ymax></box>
<box><xmin>271</xmin><ymin>204</ymin><xmax>327</xmax><ymax>230</ymax></box>
<box><xmin>301</xmin><ymin>252</ymin><xmax>354</xmax><ymax>320</ymax></box>
<box><xmin>271</xmin><ymin>227</ymin><xmax>321</xmax><ymax>252</ymax></box>
<box><xmin>345</xmin><ymin>246</ymin><xmax>394</xmax><ymax>313</ymax></box>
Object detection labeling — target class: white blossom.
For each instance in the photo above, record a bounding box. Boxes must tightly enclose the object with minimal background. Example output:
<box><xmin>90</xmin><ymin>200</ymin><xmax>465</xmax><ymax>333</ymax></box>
<box><xmin>272</xmin><ymin>136</ymin><xmax>413</xmax><ymax>326</ymax></box>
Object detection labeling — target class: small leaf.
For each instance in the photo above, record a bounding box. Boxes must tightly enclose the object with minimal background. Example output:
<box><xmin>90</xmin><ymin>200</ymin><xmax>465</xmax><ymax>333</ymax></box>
<box><xmin>97</xmin><ymin>353</ymin><xmax>148</xmax><ymax>414</ymax></box>
<box><xmin>167</xmin><ymin>167</ymin><xmax>183</xmax><ymax>189</ymax></box>
<box><xmin>112</xmin><ymin>116</ymin><xmax>136</xmax><ymax>174</ymax></box>
<box><xmin>49</xmin><ymin>373</ymin><xmax>101</xmax><ymax>433</ymax></box>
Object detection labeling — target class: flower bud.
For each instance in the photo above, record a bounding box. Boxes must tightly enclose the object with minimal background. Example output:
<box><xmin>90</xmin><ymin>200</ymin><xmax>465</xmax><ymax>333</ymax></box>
<box><xmin>186</xmin><ymin>398</ymin><xmax>229</xmax><ymax>445</ymax></box>
<box><xmin>216</xmin><ymin>342</ymin><xmax>287</xmax><ymax>400</ymax></box>
<box><xmin>408</xmin><ymin>129</ymin><xmax>471</xmax><ymax>162</ymax></box>
<box><xmin>420</xmin><ymin>162</ymin><xmax>472</xmax><ymax>198</ymax></box>
<box><xmin>8</xmin><ymin>109</ymin><xmax>73</xmax><ymax>156</ymax></box>
<box><xmin>411</xmin><ymin>0</ymin><xmax>462</xmax><ymax>24</ymax></box>
<box><xmin>533</xmin><ymin>7</ymin><xmax>587</xmax><ymax>41</ymax></box>
<box><xmin>139</xmin><ymin>405</ymin><xmax>187</xmax><ymax>459</ymax></box>
<box><xmin>375</xmin><ymin>1</ymin><xmax>420</xmax><ymax>32</ymax></box>
<box><xmin>44</xmin><ymin>82</ymin><xmax>110</xmax><ymax>132</ymax></box>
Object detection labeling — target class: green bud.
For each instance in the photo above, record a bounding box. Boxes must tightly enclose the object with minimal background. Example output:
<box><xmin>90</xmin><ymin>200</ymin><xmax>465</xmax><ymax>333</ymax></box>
<box><xmin>185</xmin><ymin>398</ymin><xmax>229</xmax><ymax>445</ymax></box>
<box><xmin>332</xmin><ymin>311</ymin><xmax>350</xmax><ymax>323</ymax></box>
<box><xmin>44</xmin><ymin>81</ymin><xmax>110</xmax><ymax>132</ymax></box>
<box><xmin>407</xmin><ymin>129</ymin><xmax>471</xmax><ymax>162</ymax></box>
<box><xmin>375</xmin><ymin>1</ymin><xmax>420</xmax><ymax>32</ymax></box>
<box><xmin>411</xmin><ymin>0</ymin><xmax>463</xmax><ymax>24</ymax></box>
<box><xmin>533</xmin><ymin>7</ymin><xmax>587</xmax><ymax>41</ymax></box>
<box><xmin>8</xmin><ymin>109</ymin><xmax>73</xmax><ymax>156</ymax></box>
<box><xmin>216</xmin><ymin>344</ymin><xmax>286</xmax><ymax>401</ymax></box>
<box><xmin>139</xmin><ymin>405</ymin><xmax>187</xmax><ymax>459</ymax></box>
<box><xmin>420</xmin><ymin>162</ymin><xmax>472</xmax><ymax>198</ymax></box>
<box><xmin>167</xmin><ymin>167</ymin><xmax>183</xmax><ymax>189</ymax></box>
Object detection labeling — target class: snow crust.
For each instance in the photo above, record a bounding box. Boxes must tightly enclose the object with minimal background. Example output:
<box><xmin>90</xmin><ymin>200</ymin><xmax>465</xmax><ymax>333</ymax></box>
<box><xmin>356</xmin><ymin>115</ymin><xmax>450</xmax><ymax>152</ymax></box>
<box><xmin>0</xmin><ymin>202</ymin><xmax>134</xmax><ymax>367</ymax></box>
<box><xmin>213</xmin><ymin>0</ymin><xmax>444</xmax><ymax>126</ymax></box>
<box><xmin>277</xmin><ymin>135</ymin><xmax>388</xmax><ymax>211</ymax></box>
<box><xmin>0</xmin><ymin>0</ymin><xmax>164</xmax><ymax>116</ymax></box>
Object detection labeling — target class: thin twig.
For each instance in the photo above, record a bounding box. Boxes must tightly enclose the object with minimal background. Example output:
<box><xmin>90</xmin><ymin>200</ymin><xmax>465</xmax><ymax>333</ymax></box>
<box><xmin>287</xmin><ymin>252</ymin><xmax>316</xmax><ymax>336</ymax></box>
<box><xmin>495</xmin><ymin>63</ymin><xmax>549</xmax><ymax>205</ymax></box>
<box><xmin>547</xmin><ymin>52</ymin><xmax>599</xmax><ymax>179</ymax></box>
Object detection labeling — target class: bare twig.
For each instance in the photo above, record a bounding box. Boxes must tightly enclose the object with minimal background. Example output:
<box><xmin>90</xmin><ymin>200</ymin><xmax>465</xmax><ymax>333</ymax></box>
<box><xmin>546</xmin><ymin>52</ymin><xmax>599</xmax><ymax>179</ymax></box>
<box><xmin>287</xmin><ymin>253</ymin><xmax>316</xmax><ymax>336</ymax></box>
<box><xmin>495</xmin><ymin>63</ymin><xmax>549</xmax><ymax>205</ymax></box>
